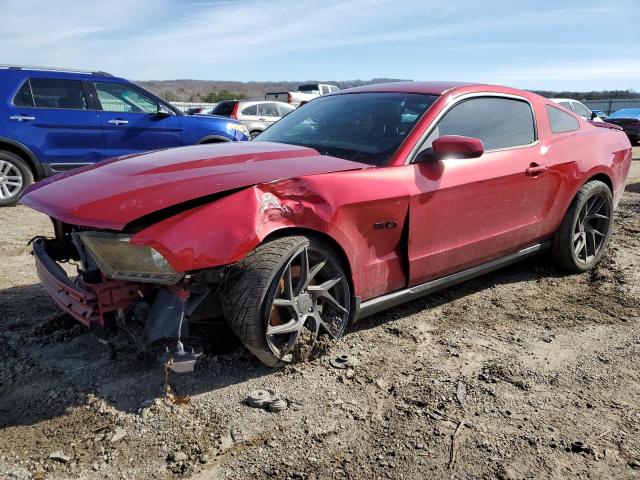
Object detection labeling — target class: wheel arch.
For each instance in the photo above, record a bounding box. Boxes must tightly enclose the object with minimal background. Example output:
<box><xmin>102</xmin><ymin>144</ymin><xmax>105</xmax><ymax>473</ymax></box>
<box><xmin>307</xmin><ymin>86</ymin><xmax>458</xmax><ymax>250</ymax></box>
<box><xmin>261</xmin><ymin>227</ymin><xmax>354</xmax><ymax>286</ymax></box>
<box><xmin>0</xmin><ymin>137</ymin><xmax>44</xmax><ymax>179</ymax></box>
<box><xmin>197</xmin><ymin>135</ymin><xmax>232</xmax><ymax>144</ymax></box>
<box><xmin>584</xmin><ymin>172</ymin><xmax>613</xmax><ymax>193</ymax></box>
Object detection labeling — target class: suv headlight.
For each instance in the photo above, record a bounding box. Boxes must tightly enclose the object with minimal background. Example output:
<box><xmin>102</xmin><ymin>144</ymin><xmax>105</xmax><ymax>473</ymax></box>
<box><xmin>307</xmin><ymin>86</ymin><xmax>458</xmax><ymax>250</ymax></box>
<box><xmin>79</xmin><ymin>232</ymin><xmax>183</xmax><ymax>285</ymax></box>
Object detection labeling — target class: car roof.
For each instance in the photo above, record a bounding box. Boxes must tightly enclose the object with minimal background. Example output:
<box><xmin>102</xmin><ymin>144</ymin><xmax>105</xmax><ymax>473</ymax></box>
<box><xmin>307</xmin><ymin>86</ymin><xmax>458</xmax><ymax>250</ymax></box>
<box><xmin>551</xmin><ymin>98</ymin><xmax>582</xmax><ymax>103</ymax></box>
<box><xmin>334</xmin><ymin>81</ymin><xmax>546</xmax><ymax>100</ymax></box>
<box><xmin>0</xmin><ymin>65</ymin><xmax>114</xmax><ymax>78</ymax></box>
<box><xmin>336</xmin><ymin>81</ymin><xmax>475</xmax><ymax>95</ymax></box>
<box><xmin>609</xmin><ymin>108</ymin><xmax>640</xmax><ymax>117</ymax></box>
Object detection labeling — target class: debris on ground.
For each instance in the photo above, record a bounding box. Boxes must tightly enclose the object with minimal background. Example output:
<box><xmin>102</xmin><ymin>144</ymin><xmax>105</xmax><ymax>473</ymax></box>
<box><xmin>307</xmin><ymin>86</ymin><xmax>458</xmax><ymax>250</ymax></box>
<box><xmin>330</xmin><ymin>353</ymin><xmax>360</xmax><ymax>369</ymax></box>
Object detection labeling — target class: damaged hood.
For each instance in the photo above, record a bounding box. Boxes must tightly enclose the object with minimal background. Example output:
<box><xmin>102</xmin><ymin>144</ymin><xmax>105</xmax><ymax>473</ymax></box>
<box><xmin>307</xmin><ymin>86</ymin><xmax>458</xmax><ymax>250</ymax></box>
<box><xmin>21</xmin><ymin>142</ymin><xmax>368</xmax><ymax>230</ymax></box>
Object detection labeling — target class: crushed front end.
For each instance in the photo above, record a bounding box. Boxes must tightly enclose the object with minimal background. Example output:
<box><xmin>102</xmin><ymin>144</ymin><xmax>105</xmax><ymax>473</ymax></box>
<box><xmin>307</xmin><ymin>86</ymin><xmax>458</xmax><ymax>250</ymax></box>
<box><xmin>32</xmin><ymin>219</ymin><xmax>224</xmax><ymax>372</ymax></box>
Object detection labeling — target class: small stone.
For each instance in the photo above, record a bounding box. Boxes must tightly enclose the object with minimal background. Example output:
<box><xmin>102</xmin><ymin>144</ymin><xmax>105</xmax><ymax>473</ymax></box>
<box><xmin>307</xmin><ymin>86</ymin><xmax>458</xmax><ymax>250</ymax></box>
<box><xmin>168</xmin><ymin>451</ymin><xmax>188</xmax><ymax>462</ymax></box>
<box><xmin>110</xmin><ymin>427</ymin><xmax>127</xmax><ymax>443</ymax></box>
<box><xmin>375</xmin><ymin>379</ymin><xmax>389</xmax><ymax>390</ymax></box>
<box><xmin>49</xmin><ymin>451</ymin><xmax>71</xmax><ymax>463</ymax></box>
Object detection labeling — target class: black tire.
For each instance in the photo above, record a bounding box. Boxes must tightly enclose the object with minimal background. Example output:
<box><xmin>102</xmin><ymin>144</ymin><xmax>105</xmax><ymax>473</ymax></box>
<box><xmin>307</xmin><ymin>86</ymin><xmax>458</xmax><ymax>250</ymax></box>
<box><xmin>552</xmin><ymin>180</ymin><xmax>613</xmax><ymax>272</ymax></box>
<box><xmin>0</xmin><ymin>151</ymin><xmax>34</xmax><ymax>206</ymax></box>
<box><xmin>249</xmin><ymin>130</ymin><xmax>262</xmax><ymax>139</ymax></box>
<box><xmin>223</xmin><ymin>235</ymin><xmax>352</xmax><ymax>367</ymax></box>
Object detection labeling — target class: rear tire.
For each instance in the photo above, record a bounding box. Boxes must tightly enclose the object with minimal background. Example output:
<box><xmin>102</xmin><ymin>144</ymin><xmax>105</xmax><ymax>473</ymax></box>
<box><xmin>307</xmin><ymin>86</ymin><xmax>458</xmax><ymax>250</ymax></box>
<box><xmin>0</xmin><ymin>151</ymin><xmax>34</xmax><ymax>206</ymax></box>
<box><xmin>551</xmin><ymin>180</ymin><xmax>613</xmax><ymax>272</ymax></box>
<box><xmin>249</xmin><ymin>130</ymin><xmax>262</xmax><ymax>139</ymax></box>
<box><xmin>223</xmin><ymin>235</ymin><xmax>352</xmax><ymax>367</ymax></box>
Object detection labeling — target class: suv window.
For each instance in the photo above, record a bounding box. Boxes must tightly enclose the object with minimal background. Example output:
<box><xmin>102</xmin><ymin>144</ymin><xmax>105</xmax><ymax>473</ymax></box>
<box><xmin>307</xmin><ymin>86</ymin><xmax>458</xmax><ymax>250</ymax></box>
<box><xmin>94</xmin><ymin>82</ymin><xmax>158</xmax><ymax>113</ymax></box>
<box><xmin>558</xmin><ymin>101</ymin><xmax>573</xmax><ymax>111</ymax></box>
<box><xmin>321</xmin><ymin>85</ymin><xmax>330</xmax><ymax>95</ymax></box>
<box><xmin>14</xmin><ymin>78</ymin><xmax>87</xmax><ymax>110</ymax></box>
<box><xmin>211</xmin><ymin>101</ymin><xmax>236</xmax><ymax>117</ymax></box>
<box><xmin>13</xmin><ymin>81</ymin><xmax>34</xmax><ymax>107</ymax></box>
<box><xmin>241</xmin><ymin>105</ymin><xmax>257</xmax><ymax>116</ymax></box>
<box><xmin>546</xmin><ymin>105</ymin><xmax>580</xmax><ymax>133</ymax></box>
<box><xmin>423</xmin><ymin>97</ymin><xmax>536</xmax><ymax>151</ymax></box>
<box><xmin>258</xmin><ymin>103</ymin><xmax>279</xmax><ymax>117</ymax></box>
<box><xmin>571</xmin><ymin>101</ymin><xmax>591</xmax><ymax>119</ymax></box>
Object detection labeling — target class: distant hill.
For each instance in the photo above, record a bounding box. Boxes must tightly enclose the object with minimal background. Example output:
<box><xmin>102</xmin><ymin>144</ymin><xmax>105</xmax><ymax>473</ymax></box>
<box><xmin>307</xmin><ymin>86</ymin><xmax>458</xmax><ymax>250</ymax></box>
<box><xmin>138</xmin><ymin>78</ymin><xmax>409</xmax><ymax>102</ymax></box>
<box><xmin>137</xmin><ymin>78</ymin><xmax>640</xmax><ymax>103</ymax></box>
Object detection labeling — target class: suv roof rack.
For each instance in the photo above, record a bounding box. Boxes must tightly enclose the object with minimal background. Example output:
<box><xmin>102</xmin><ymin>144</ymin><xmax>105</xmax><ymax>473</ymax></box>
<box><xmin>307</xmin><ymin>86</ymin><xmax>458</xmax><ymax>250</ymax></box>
<box><xmin>0</xmin><ymin>65</ymin><xmax>113</xmax><ymax>76</ymax></box>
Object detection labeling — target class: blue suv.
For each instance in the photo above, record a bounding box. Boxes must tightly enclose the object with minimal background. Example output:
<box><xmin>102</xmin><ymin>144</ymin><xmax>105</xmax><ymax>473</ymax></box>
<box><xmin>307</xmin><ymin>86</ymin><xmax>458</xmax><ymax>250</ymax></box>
<box><xmin>0</xmin><ymin>66</ymin><xmax>250</xmax><ymax>205</ymax></box>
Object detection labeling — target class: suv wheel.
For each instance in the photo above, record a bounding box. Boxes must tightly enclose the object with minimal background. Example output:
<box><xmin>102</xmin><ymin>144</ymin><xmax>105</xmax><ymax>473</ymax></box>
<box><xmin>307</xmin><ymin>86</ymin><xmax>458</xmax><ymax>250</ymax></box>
<box><xmin>552</xmin><ymin>180</ymin><xmax>613</xmax><ymax>272</ymax></box>
<box><xmin>0</xmin><ymin>151</ymin><xmax>34</xmax><ymax>206</ymax></box>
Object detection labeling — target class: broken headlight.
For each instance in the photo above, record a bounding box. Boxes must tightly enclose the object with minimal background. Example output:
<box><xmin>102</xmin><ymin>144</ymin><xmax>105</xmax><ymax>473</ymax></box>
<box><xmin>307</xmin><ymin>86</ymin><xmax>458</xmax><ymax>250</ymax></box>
<box><xmin>79</xmin><ymin>232</ymin><xmax>183</xmax><ymax>285</ymax></box>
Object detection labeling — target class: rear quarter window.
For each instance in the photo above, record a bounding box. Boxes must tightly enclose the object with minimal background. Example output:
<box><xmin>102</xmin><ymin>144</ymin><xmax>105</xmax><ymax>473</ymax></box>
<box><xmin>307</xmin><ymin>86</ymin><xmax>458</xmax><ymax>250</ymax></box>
<box><xmin>546</xmin><ymin>105</ymin><xmax>580</xmax><ymax>133</ymax></box>
<box><xmin>15</xmin><ymin>78</ymin><xmax>87</xmax><ymax>110</ymax></box>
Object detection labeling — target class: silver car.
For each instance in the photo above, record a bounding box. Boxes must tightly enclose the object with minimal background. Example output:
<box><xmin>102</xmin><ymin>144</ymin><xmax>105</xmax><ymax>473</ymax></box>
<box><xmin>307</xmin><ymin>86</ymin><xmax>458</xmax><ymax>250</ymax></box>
<box><xmin>209</xmin><ymin>100</ymin><xmax>296</xmax><ymax>138</ymax></box>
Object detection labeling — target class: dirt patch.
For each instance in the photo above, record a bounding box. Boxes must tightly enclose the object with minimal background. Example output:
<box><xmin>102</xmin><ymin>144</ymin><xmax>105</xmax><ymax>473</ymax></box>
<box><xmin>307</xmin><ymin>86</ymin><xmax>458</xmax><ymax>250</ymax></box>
<box><xmin>1</xmin><ymin>148</ymin><xmax>639</xmax><ymax>479</ymax></box>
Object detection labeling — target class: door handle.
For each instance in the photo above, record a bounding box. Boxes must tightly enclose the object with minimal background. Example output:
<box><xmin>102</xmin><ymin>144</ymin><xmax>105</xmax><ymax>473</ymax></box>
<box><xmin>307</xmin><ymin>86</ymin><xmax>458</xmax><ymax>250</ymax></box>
<box><xmin>258</xmin><ymin>117</ymin><xmax>266</xmax><ymax>121</ymax></box>
<box><xmin>108</xmin><ymin>119</ymin><xmax>129</xmax><ymax>125</ymax></box>
<box><xmin>9</xmin><ymin>114</ymin><xmax>36</xmax><ymax>121</ymax></box>
<box><xmin>526</xmin><ymin>163</ymin><xmax>548</xmax><ymax>175</ymax></box>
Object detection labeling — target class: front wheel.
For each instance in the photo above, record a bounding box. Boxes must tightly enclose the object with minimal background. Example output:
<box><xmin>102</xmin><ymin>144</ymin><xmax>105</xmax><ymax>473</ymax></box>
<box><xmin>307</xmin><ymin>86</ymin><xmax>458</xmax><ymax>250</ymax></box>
<box><xmin>223</xmin><ymin>236</ymin><xmax>352</xmax><ymax>367</ymax></box>
<box><xmin>0</xmin><ymin>151</ymin><xmax>34</xmax><ymax>206</ymax></box>
<box><xmin>551</xmin><ymin>180</ymin><xmax>613</xmax><ymax>272</ymax></box>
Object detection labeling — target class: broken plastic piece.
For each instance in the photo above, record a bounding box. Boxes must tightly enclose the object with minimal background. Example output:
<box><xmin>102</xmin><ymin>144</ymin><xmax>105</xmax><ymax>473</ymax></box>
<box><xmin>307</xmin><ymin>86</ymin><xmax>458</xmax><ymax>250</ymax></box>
<box><xmin>330</xmin><ymin>353</ymin><xmax>360</xmax><ymax>369</ymax></box>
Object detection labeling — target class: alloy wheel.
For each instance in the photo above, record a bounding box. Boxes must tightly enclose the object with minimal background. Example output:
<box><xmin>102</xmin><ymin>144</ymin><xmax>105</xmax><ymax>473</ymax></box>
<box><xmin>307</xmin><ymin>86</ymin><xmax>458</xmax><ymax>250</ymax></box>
<box><xmin>573</xmin><ymin>191</ymin><xmax>611</xmax><ymax>263</ymax></box>
<box><xmin>0</xmin><ymin>160</ymin><xmax>23</xmax><ymax>199</ymax></box>
<box><xmin>265</xmin><ymin>245</ymin><xmax>350</xmax><ymax>360</ymax></box>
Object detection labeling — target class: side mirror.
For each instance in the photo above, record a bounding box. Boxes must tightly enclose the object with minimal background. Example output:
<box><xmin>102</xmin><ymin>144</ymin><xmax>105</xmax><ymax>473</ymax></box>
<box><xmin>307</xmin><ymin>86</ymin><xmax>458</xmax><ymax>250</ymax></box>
<box><xmin>156</xmin><ymin>104</ymin><xmax>172</xmax><ymax>117</ymax></box>
<box><xmin>415</xmin><ymin>135</ymin><xmax>484</xmax><ymax>162</ymax></box>
<box><xmin>590</xmin><ymin>111</ymin><xmax>598</xmax><ymax>120</ymax></box>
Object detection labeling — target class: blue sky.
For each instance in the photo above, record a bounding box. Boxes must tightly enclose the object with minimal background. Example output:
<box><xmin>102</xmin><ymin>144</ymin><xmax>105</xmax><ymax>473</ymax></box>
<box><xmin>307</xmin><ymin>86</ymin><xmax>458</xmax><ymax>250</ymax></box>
<box><xmin>1</xmin><ymin>0</ymin><xmax>639</xmax><ymax>90</ymax></box>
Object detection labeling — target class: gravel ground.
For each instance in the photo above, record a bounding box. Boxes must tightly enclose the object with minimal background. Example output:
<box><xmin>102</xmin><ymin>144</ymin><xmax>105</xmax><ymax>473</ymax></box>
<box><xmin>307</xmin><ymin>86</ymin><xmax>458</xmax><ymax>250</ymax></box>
<box><xmin>0</xmin><ymin>147</ymin><xmax>639</xmax><ymax>480</ymax></box>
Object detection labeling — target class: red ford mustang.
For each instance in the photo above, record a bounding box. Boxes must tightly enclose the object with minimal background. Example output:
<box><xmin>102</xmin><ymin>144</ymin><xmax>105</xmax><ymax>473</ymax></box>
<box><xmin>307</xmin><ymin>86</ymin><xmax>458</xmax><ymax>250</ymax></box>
<box><xmin>22</xmin><ymin>82</ymin><xmax>632</xmax><ymax>368</ymax></box>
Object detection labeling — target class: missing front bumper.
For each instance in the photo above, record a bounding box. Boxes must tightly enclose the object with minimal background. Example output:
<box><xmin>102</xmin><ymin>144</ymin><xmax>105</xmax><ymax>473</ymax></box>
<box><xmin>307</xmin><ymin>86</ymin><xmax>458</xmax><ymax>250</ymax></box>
<box><xmin>33</xmin><ymin>238</ymin><xmax>146</xmax><ymax>328</ymax></box>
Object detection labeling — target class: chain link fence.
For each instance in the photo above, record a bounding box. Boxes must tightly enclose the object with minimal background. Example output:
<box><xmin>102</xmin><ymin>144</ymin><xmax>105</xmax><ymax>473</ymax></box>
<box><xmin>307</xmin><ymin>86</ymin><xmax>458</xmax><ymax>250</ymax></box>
<box><xmin>582</xmin><ymin>99</ymin><xmax>640</xmax><ymax>115</ymax></box>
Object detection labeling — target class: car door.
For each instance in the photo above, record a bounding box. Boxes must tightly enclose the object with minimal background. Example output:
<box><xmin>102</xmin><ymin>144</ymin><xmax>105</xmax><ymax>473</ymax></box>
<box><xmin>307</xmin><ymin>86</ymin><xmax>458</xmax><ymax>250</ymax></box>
<box><xmin>92</xmin><ymin>81</ymin><xmax>184</xmax><ymax>158</ymax></box>
<box><xmin>5</xmin><ymin>76</ymin><xmax>103</xmax><ymax>172</ymax></box>
<box><xmin>257</xmin><ymin>103</ymin><xmax>280</xmax><ymax>127</ymax></box>
<box><xmin>408</xmin><ymin>95</ymin><xmax>562</xmax><ymax>285</ymax></box>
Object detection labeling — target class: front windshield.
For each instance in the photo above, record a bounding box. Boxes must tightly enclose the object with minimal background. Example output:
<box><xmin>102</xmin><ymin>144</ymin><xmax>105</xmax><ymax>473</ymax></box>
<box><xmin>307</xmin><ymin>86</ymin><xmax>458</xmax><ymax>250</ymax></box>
<box><xmin>256</xmin><ymin>92</ymin><xmax>438</xmax><ymax>166</ymax></box>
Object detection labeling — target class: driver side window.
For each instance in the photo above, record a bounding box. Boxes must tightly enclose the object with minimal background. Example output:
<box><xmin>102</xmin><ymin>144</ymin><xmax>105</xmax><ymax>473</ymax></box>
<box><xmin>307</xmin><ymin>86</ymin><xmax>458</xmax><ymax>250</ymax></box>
<box><xmin>94</xmin><ymin>82</ymin><xmax>158</xmax><ymax>113</ymax></box>
<box><xmin>422</xmin><ymin>97</ymin><xmax>536</xmax><ymax>152</ymax></box>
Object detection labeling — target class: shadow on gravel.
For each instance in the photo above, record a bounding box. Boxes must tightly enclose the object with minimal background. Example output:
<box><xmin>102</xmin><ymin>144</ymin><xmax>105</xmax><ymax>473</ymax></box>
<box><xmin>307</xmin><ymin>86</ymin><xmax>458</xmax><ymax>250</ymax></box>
<box><xmin>0</xmin><ymin>283</ymin><xmax>272</xmax><ymax>429</ymax></box>
<box><xmin>626</xmin><ymin>181</ymin><xmax>640</xmax><ymax>193</ymax></box>
<box><xmin>350</xmin><ymin>253</ymin><xmax>566</xmax><ymax>334</ymax></box>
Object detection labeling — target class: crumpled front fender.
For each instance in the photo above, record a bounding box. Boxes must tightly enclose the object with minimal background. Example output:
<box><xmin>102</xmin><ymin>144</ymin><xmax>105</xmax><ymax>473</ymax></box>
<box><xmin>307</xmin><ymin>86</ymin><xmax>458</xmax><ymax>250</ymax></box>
<box><xmin>130</xmin><ymin>182</ymin><xmax>353</xmax><ymax>273</ymax></box>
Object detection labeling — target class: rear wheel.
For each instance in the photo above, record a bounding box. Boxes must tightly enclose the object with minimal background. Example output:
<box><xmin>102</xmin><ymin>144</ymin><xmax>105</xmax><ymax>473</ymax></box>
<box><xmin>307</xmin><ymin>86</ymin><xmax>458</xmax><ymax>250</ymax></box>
<box><xmin>249</xmin><ymin>130</ymin><xmax>262</xmax><ymax>139</ymax></box>
<box><xmin>0</xmin><ymin>151</ymin><xmax>34</xmax><ymax>206</ymax></box>
<box><xmin>223</xmin><ymin>236</ymin><xmax>352</xmax><ymax>367</ymax></box>
<box><xmin>552</xmin><ymin>180</ymin><xmax>613</xmax><ymax>272</ymax></box>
